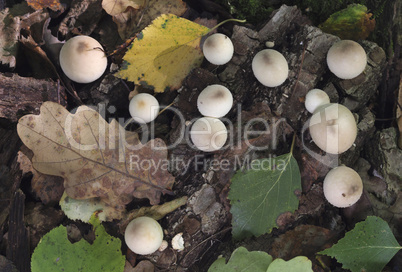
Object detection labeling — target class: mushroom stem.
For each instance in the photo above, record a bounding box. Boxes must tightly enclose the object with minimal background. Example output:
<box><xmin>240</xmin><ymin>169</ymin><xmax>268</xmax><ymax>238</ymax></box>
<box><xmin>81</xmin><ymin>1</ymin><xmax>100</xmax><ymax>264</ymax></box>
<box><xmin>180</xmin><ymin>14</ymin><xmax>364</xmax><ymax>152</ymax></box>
<box><xmin>207</xmin><ymin>18</ymin><xmax>247</xmax><ymax>34</ymax></box>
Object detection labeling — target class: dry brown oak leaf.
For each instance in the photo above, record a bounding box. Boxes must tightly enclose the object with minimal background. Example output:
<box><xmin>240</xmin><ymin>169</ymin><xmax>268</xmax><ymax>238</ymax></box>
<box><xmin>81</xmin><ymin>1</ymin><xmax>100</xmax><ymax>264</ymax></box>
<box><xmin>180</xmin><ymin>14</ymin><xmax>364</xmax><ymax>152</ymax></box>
<box><xmin>17</xmin><ymin>101</ymin><xmax>175</xmax><ymax>207</ymax></box>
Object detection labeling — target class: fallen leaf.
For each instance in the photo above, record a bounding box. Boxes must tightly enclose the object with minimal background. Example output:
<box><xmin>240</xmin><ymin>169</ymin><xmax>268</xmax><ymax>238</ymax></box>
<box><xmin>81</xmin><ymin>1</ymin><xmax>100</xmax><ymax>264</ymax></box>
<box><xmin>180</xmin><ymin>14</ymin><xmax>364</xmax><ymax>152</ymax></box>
<box><xmin>112</xmin><ymin>7</ymin><xmax>141</xmax><ymax>40</ymax></box>
<box><xmin>134</xmin><ymin>0</ymin><xmax>187</xmax><ymax>33</ymax></box>
<box><xmin>319</xmin><ymin>4</ymin><xmax>375</xmax><ymax>41</ymax></box>
<box><xmin>208</xmin><ymin>247</ymin><xmax>273</xmax><ymax>272</ymax></box>
<box><xmin>228</xmin><ymin>150</ymin><xmax>301</xmax><ymax>240</ymax></box>
<box><xmin>102</xmin><ymin>0</ymin><xmax>144</xmax><ymax>16</ymax></box>
<box><xmin>31</xmin><ymin>173</ymin><xmax>64</xmax><ymax>205</ymax></box>
<box><xmin>27</xmin><ymin>0</ymin><xmax>63</xmax><ymax>11</ymax></box>
<box><xmin>60</xmin><ymin>192</ymin><xmax>125</xmax><ymax>222</ymax></box>
<box><xmin>42</xmin><ymin>18</ymin><xmax>65</xmax><ymax>63</ymax></box>
<box><xmin>110</xmin><ymin>0</ymin><xmax>187</xmax><ymax>40</ymax></box>
<box><xmin>270</xmin><ymin>225</ymin><xmax>338</xmax><ymax>261</ymax></box>
<box><xmin>17</xmin><ymin>102</ymin><xmax>175</xmax><ymax>210</ymax></box>
<box><xmin>267</xmin><ymin>256</ymin><xmax>313</xmax><ymax>272</ymax></box>
<box><xmin>0</xmin><ymin>5</ymin><xmax>49</xmax><ymax>68</ymax></box>
<box><xmin>320</xmin><ymin>216</ymin><xmax>402</xmax><ymax>272</ymax></box>
<box><xmin>19</xmin><ymin>34</ymin><xmax>59</xmax><ymax>79</ymax></box>
<box><xmin>57</xmin><ymin>0</ymin><xmax>103</xmax><ymax>37</ymax></box>
<box><xmin>31</xmin><ymin>215</ymin><xmax>125</xmax><ymax>272</ymax></box>
<box><xmin>116</xmin><ymin>14</ymin><xmax>210</xmax><ymax>93</ymax></box>
<box><xmin>0</xmin><ymin>8</ymin><xmax>20</xmax><ymax>67</ymax></box>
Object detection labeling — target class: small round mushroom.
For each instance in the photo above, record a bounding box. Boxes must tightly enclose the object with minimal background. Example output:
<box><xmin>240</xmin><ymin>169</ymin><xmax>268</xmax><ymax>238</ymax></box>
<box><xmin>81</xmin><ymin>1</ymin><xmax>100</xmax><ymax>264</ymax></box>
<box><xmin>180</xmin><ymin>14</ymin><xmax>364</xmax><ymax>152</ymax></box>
<box><xmin>124</xmin><ymin>216</ymin><xmax>163</xmax><ymax>255</ymax></box>
<box><xmin>309</xmin><ymin>103</ymin><xmax>357</xmax><ymax>154</ymax></box>
<box><xmin>323</xmin><ymin>166</ymin><xmax>363</xmax><ymax>208</ymax></box>
<box><xmin>129</xmin><ymin>93</ymin><xmax>160</xmax><ymax>124</ymax></box>
<box><xmin>326</xmin><ymin>40</ymin><xmax>367</xmax><ymax>79</ymax></box>
<box><xmin>252</xmin><ymin>49</ymin><xmax>289</xmax><ymax>87</ymax></box>
<box><xmin>197</xmin><ymin>84</ymin><xmax>233</xmax><ymax>118</ymax></box>
<box><xmin>190</xmin><ymin>117</ymin><xmax>227</xmax><ymax>152</ymax></box>
<box><xmin>202</xmin><ymin>33</ymin><xmax>234</xmax><ymax>65</ymax></box>
<box><xmin>59</xmin><ymin>35</ymin><xmax>107</xmax><ymax>83</ymax></box>
<box><xmin>305</xmin><ymin>89</ymin><xmax>330</xmax><ymax>113</ymax></box>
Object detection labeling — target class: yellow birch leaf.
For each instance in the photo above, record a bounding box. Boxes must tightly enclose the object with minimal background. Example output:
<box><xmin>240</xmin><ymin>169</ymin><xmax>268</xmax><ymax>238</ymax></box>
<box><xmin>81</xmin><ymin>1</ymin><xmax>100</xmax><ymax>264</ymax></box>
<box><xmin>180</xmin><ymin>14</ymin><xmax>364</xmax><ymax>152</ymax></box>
<box><xmin>116</xmin><ymin>14</ymin><xmax>210</xmax><ymax>93</ymax></box>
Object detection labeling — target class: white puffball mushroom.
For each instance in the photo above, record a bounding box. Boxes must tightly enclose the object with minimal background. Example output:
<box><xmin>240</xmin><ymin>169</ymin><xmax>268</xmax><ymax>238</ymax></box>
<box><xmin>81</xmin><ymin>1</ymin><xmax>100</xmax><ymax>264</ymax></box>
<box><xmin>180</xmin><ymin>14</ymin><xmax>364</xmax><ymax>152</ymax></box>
<box><xmin>202</xmin><ymin>33</ymin><xmax>234</xmax><ymax>65</ymax></box>
<box><xmin>252</xmin><ymin>49</ymin><xmax>289</xmax><ymax>87</ymax></box>
<box><xmin>124</xmin><ymin>216</ymin><xmax>163</xmax><ymax>255</ymax></box>
<box><xmin>197</xmin><ymin>84</ymin><xmax>233</xmax><ymax>118</ymax></box>
<box><xmin>309</xmin><ymin>103</ymin><xmax>357</xmax><ymax>154</ymax></box>
<box><xmin>305</xmin><ymin>89</ymin><xmax>330</xmax><ymax>113</ymax></box>
<box><xmin>190</xmin><ymin>117</ymin><xmax>227</xmax><ymax>152</ymax></box>
<box><xmin>323</xmin><ymin>166</ymin><xmax>363</xmax><ymax>208</ymax></box>
<box><xmin>59</xmin><ymin>35</ymin><xmax>107</xmax><ymax>83</ymax></box>
<box><xmin>129</xmin><ymin>93</ymin><xmax>160</xmax><ymax>124</ymax></box>
<box><xmin>327</xmin><ymin>40</ymin><xmax>367</xmax><ymax>79</ymax></box>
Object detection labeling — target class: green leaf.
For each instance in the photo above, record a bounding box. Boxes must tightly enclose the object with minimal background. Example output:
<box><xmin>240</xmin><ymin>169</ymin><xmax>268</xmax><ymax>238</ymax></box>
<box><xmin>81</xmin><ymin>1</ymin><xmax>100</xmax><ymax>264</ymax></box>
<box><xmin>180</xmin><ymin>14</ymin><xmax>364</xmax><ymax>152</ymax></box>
<box><xmin>31</xmin><ymin>214</ymin><xmax>125</xmax><ymax>272</ymax></box>
<box><xmin>208</xmin><ymin>247</ymin><xmax>273</xmax><ymax>272</ymax></box>
<box><xmin>228</xmin><ymin>152</ymin><xmax>301</xmax><ymax>240</ymax></box>
<box><xmin>320</xmin><ymin>216</ymin><xmax>402</xmax><ymax>272</ymax></box>
<box><xmin>116</xmin><ymin>14</ymin><xmax>210</xmax><ymax>93</ymax></box>
<box><xmin>266</xmin><ymin>256</ymin><xmax>313</xmax><ymax>272</ymax></box>
<box><xmin>319</xmin><ymin>4</ymin><xmax>375</xmax><ymax>40</ymax></box>
<box><xmin>59</xmin><ymin>192</ymin><xmax>124</xmax><ymax>223</ymax></box>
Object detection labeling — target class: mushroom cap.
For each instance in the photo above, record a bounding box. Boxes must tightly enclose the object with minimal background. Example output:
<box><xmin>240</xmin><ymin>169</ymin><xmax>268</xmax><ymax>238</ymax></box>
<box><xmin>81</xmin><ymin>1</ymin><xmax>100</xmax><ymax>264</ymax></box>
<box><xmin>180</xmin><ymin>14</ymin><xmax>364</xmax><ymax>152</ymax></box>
<box><xmin>309</xmin><ymin>103</ymin><xmax>357</xmax><ymax>154</ymax></box>
<box><xmin>323</xmin><ymin>166</ymin><xmax>363</xmax><ymax>208</ymax></box>
<box><xmin>197</xmin><ymin>84</ymin><xmax>233</xmax><ymax>118</ymax></box>
<box><xmin>202</xmin><ymin>33</ymin><xmax>234</xmax><ymax>65</ymax></box>
<box><xmin>326</xmin><ymin>40</ymin><xmax>367</xmax><ymax>79</ymax></box>
<box><xmin>124</xmin><ymin>216</ymin><xmax>163</xmax><ymax>255</ymax></box>
<box><xmin>129</xmin><ymin>93</ymin><xmax>160</xmax><ymax>124</ymax></box>
<box><xmin>305</xmin><ymin>89</ymin><xmax>330</xmax><ymax>113</ymax></box>
<box><xmin>190</xmin><ymin>117</ymin><xmax>227</xmax><ymax>152</ymax></box>
<box><xmin>252</xmin><ymin>49</ymin><xmax>289</xmax><ymax>87</ymax></box>
<box><xmin>59</xmin><ymin>35</ymin><xmax>107</xmax><ymax>83</ymax></box>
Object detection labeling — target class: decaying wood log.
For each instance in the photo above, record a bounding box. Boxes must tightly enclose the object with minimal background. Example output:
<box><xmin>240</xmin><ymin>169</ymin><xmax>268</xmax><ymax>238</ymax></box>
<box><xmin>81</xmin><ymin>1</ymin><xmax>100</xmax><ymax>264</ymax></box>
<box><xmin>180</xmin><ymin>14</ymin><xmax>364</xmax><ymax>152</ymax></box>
<box><xmin>0</xmin><ymin>73</ymin><xmax>66</xmax><ymax>122</ymax></box>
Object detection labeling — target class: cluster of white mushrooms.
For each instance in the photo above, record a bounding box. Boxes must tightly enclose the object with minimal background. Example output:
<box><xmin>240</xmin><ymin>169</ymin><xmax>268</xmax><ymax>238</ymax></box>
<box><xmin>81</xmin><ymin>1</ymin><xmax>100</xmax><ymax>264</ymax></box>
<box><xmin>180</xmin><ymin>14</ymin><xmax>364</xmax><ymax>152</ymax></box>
<box><xmin>190</xmin><ymin>84</ymin><xmax>233</xmax><ymax>151</ymax></box>
<box><xmin>305</xmin><ymin>39</ymin><xmax>366</xmax><ymax>208</ymax></box>
<box><xmin>57</xmin><ymin>33</ymin><xmax>368</xmax><ymax>255</ymax></box>
<box><xmin>203</xmin><ymin>33</ymin><xmax>290</xmax><ymax>88</ymax></box>
<box><xmin>189</xmin><ymin>33</ymin><xmax>292</xmax><ymax>152</ymax></box>
<box><xmin>58</xmin><ymin>35</ymin><xmax>160</xmax><ymax>124</ymax></box>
